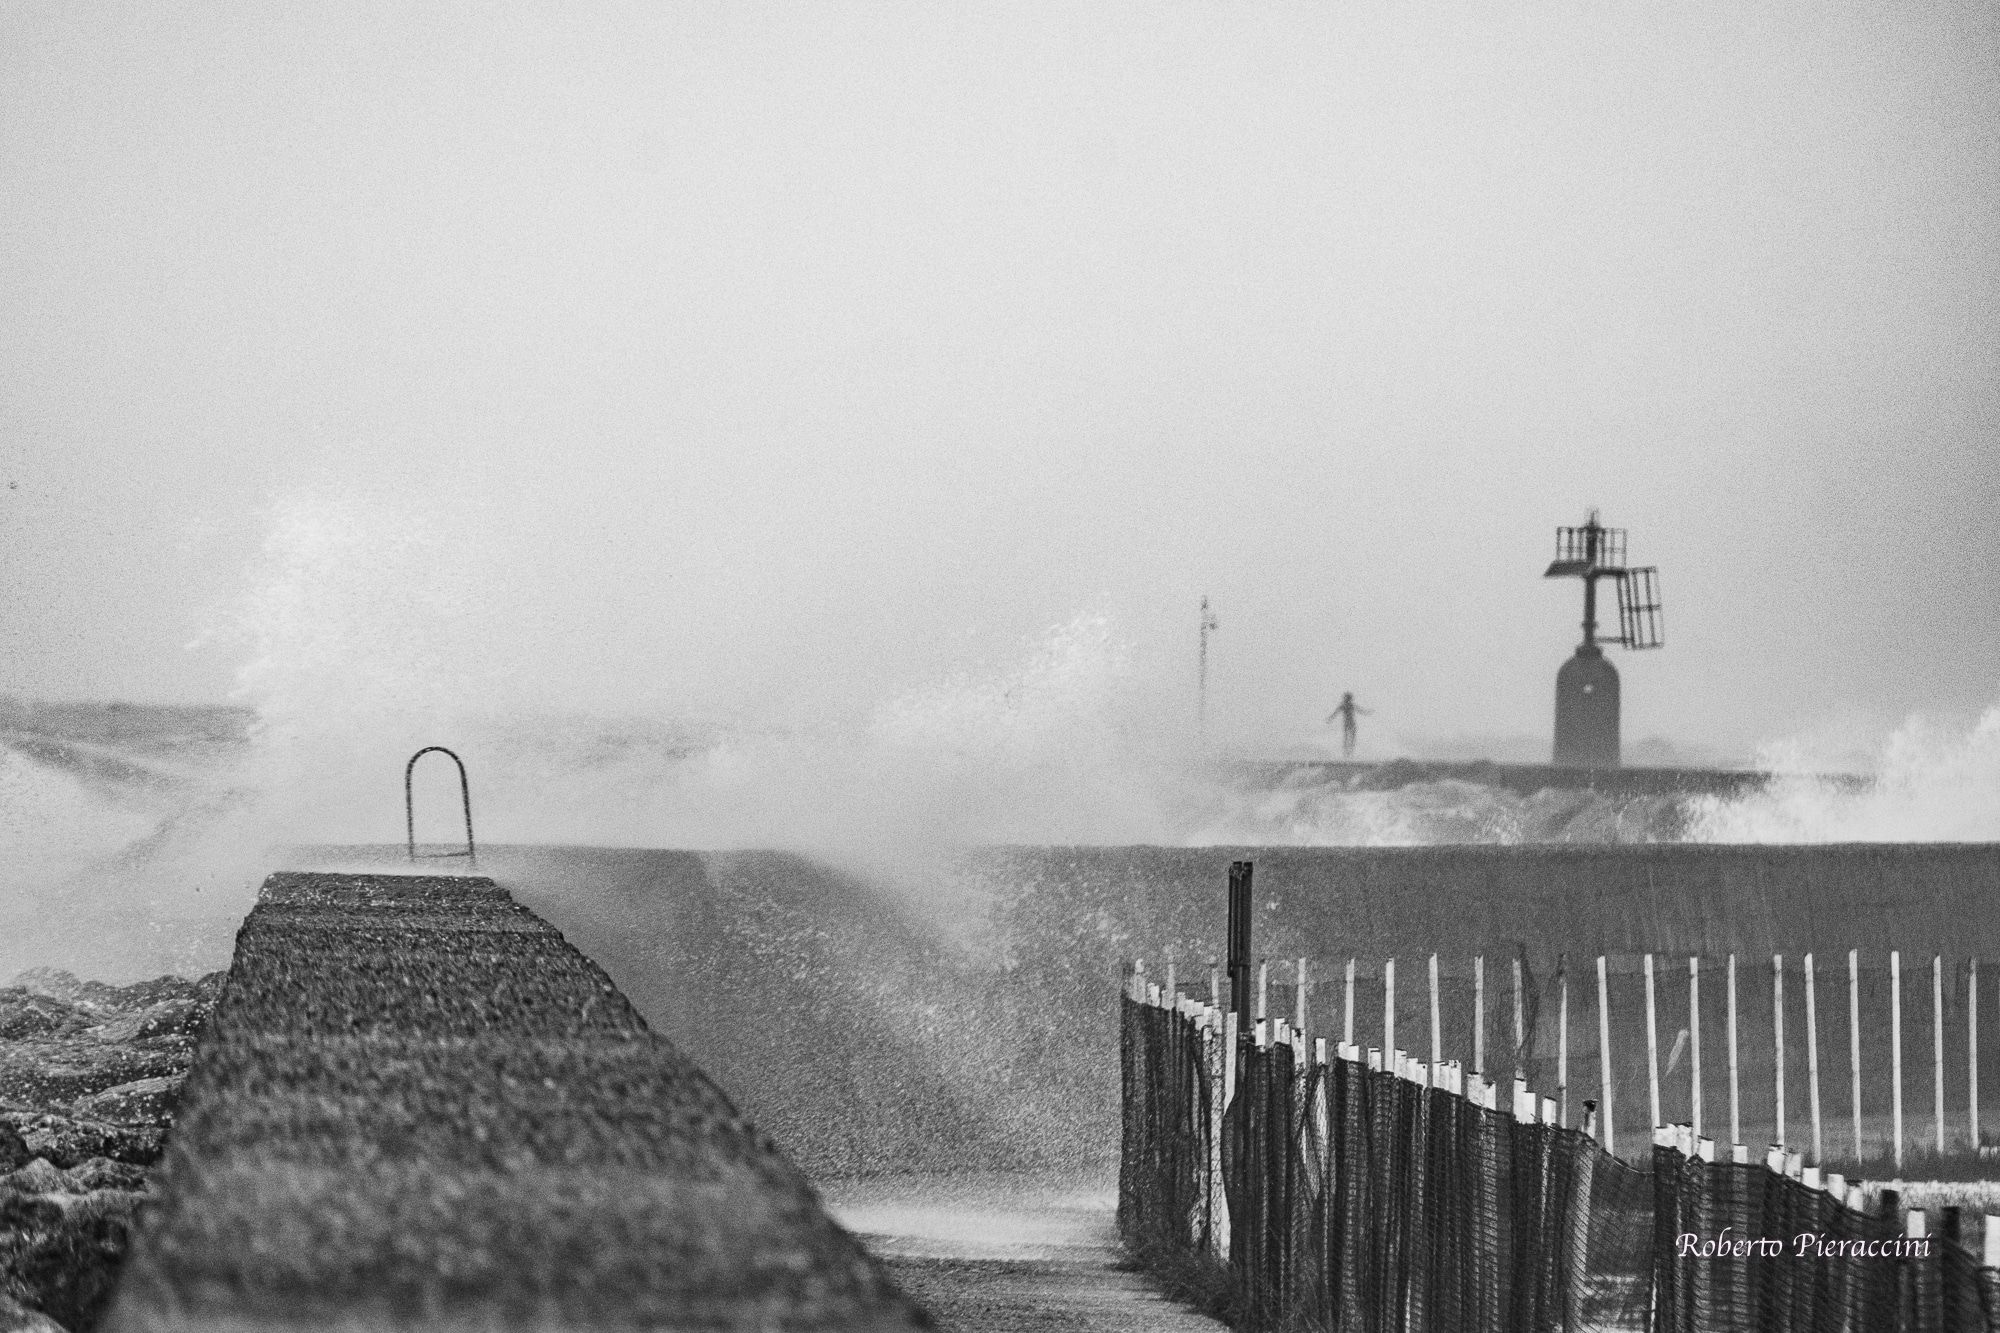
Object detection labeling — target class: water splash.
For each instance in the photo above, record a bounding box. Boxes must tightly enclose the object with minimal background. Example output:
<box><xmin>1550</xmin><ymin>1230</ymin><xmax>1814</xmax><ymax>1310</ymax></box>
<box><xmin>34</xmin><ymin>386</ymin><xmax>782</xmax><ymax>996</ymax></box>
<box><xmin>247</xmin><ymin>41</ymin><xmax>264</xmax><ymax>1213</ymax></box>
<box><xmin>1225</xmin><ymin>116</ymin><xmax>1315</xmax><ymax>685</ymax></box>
<box><xmin>1687</xmin><ymin>706</ymin><xmax>2000</xmax><ymax>843</ymax></box>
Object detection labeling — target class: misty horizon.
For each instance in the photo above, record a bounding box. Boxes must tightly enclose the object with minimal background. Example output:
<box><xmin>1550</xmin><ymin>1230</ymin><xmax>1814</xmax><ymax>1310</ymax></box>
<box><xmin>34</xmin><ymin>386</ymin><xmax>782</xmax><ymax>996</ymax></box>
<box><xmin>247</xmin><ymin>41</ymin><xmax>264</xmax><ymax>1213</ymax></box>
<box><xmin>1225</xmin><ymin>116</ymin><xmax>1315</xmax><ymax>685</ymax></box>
<box><xmin>4</xmin><ymin>1</ymin><xmax>1997</xmax><ymax>770</ymax></box>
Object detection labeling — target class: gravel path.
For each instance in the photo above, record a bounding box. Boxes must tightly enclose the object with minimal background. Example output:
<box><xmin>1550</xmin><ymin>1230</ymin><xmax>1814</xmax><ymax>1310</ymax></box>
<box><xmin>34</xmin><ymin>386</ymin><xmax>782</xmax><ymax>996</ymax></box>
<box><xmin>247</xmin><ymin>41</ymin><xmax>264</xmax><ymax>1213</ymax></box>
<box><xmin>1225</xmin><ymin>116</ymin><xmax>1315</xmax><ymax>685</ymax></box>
<box><xmin>105</xmin><ymin>872</ymin><xmax>929</xmax><ymax>1332</ymax></box>
<box><xmin>822</xmin><ymin>1174</ymin><xmax>1225</xmax><ymax>1333</ymax></box>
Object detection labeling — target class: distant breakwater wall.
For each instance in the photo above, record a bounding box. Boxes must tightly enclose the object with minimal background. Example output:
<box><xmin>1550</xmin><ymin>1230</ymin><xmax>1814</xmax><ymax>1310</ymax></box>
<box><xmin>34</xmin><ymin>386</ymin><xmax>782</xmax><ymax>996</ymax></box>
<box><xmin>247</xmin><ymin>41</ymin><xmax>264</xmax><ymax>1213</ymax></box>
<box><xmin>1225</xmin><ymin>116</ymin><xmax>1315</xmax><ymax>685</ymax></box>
<box><xmin>294</xmin><ymin>843</ymin><xmax>2000</xmax><ymax>1180</ymax></box>
<box><xmin>1238</xmin><ymin>759</ymin><xmax>1788</xmax><ymax>799</ymax></box>
<box><xmin>107</xmin><ymin>871</ymin><xmax>923</xmax><ymax>1331</ymax></box>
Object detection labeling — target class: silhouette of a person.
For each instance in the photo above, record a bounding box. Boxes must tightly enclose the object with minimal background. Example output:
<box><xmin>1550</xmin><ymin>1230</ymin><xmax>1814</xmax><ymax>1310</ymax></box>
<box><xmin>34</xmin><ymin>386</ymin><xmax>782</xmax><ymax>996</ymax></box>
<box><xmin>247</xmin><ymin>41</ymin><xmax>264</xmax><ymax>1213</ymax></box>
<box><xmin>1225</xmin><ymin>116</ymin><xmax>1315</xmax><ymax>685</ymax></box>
<box><xmin>1326</xmin><ymin>692</ymin><xmax>1371</xmax><ymax>758</ymax></box>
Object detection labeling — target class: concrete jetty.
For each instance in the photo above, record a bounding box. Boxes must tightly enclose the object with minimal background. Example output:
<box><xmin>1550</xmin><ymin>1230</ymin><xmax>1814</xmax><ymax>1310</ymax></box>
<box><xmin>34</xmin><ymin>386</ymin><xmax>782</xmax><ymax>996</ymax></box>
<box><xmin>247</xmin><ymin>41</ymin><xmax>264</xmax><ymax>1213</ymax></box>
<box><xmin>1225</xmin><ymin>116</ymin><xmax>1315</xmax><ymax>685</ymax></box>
<box><xmin>105</xmin><ymin>871</ymin><xmax>928</xmax><ymax>1331</ymax></box>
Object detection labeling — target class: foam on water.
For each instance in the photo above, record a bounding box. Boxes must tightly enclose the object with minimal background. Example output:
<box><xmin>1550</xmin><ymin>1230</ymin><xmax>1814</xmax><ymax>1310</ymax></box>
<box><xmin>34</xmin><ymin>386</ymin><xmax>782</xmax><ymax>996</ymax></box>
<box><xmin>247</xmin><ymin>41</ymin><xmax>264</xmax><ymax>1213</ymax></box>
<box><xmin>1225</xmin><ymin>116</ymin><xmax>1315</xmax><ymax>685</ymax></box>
<box><xmin>1686</xmin><ymin>706</ymin><xmax>2000</xmax><ymax>843</ymax></box>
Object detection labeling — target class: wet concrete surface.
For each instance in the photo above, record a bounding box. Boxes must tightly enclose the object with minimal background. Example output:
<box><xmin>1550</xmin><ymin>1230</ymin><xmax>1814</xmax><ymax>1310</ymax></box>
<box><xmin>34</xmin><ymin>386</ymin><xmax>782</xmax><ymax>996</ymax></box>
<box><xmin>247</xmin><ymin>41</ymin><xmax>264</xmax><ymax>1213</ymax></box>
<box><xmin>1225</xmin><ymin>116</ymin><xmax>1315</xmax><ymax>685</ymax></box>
<box><xmin>108</xmin><ymin>872</ymin><xmax>926</xmax><ymax>1332</ymax></box>
<box><xmin>823</xmin><ymin>1172</ymin><xmax>1225</xmax><ymax>1333</ymax></box>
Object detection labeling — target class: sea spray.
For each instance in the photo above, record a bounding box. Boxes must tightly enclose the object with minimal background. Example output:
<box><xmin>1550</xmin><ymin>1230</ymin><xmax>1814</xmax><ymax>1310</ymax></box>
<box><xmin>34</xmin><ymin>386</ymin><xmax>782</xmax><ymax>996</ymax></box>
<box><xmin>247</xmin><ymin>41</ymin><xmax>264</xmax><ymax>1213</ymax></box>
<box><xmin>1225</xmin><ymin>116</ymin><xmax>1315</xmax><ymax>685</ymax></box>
<box><xmin>1687</xmin><ymin>706</ymin><xmax>2000</xmax><ymax>843</ymax></box>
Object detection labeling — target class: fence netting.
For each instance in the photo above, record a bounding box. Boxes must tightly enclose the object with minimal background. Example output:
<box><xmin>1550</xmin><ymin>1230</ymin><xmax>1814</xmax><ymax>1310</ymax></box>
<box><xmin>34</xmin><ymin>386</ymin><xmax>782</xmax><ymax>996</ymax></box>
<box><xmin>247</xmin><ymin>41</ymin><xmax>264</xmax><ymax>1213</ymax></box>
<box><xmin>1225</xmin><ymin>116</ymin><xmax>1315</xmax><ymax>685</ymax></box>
<box><xmin>1125</xmin><ymin>992</ymin><xmax>2000</xmax><ymax>1332</ymax></box>
<box><xmin>1120</xmin><ymin>997</ymin><xmax>1653</xmax><ymax>1331</ymax></box>
<box><xmin>1652</xmin><ymin>1145</ymin><xmax>1998</xmax><ymax>1333</ymax></box>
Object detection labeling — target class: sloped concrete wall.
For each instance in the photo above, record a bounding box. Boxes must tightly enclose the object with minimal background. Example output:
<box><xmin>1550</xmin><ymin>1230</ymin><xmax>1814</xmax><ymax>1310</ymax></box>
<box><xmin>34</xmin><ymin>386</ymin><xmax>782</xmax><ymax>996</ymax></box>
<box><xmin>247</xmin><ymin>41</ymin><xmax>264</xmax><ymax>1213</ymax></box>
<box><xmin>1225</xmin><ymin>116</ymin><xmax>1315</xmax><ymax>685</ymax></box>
<box><xmin>107</xmin><ymin>871</ymin><xmax>926</xmax><ymax>1331</ymax></box>
<box><xmin>478</xmin><ymin>843</ymin><xmax>2000</xmax><ymax>1174</ymax></box>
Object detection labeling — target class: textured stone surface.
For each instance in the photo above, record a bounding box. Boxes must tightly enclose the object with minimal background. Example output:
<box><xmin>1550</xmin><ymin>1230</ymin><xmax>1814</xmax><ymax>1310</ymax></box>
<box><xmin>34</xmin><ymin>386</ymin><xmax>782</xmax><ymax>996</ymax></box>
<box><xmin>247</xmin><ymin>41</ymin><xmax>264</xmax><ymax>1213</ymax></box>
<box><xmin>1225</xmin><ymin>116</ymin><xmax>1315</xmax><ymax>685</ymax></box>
<box><xmin>104</xmin><ymin>872</ymin><xmax>928</xmax><ymax>1332</ymax></box>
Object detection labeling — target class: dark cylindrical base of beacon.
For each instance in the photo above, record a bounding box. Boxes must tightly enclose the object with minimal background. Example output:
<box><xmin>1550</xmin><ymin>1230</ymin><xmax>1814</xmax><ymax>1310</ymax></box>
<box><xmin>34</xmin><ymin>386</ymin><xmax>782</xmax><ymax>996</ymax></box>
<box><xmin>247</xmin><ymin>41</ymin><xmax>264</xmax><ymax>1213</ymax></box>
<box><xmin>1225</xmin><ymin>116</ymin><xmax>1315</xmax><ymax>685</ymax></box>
<box><xmin>1553</xmin><ymin>645</ymin><xmax>1620</xmax><ymax>768</ymax></box>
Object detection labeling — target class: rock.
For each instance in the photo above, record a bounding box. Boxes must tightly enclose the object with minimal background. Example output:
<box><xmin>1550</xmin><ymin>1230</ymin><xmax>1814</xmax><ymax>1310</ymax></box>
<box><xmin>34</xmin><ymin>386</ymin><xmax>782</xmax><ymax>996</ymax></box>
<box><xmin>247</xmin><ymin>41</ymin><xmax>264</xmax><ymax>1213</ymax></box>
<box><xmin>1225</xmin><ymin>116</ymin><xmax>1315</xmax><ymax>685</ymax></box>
<box><xmin>0</xmin><ymin>1043</ymin><xmax>190</xmax><ymax>1106</ymax></box>
<box><xmin>7</xmin><ymin>969</ymin><xmax>224</xmax><ymax>1017</ymax></box>
<box><xmin>59</xmin><ymin>1160</ymin><xmax>147</xmax><ymax>1195</ymax></box>
<box><xmin>0</xmin><ymin>1000</ymin><xmax>86</xmax><ymax>1045</ymax></box>
<box><xmin>2</xmin><ymin>1188</ymin><xmax>144</xmax><ymax>1332</ymax></box>
<box><xmin>0</xmin><ymin>1291</ymin><xmax>66</xmax><ymax>1333</ymax></box>
<box><xmin>80</xmin><ymin>1018</ymin><xmax>141</xmax><ymax>1048</ymax></box>
<box><xmin>0</xmin><ymin>1191</ymin><xmax>64</xmax><ymax>1231</ymax></box>
<box><xmin>2</xmin><ymin>1163</ymin><xmax>63</xmax><ymax>1197</ymax></box>
<box><xmin>2</xmin><ymin>973</ymin><xmax>88</xmax><ymax>1007</ymax></box>
<box><xmin>0</xmin><ymin>1127</ymin><xmax>27</xmax><ymax>1176</ymax></box>
<box><xmin>132</xmin><ymin>1000</ymin><xmax>206</xmax><ymax>1042</ymax></box>
<box><xmin>67</xmin><ymin>1077</ymin><xmax>181</xmax><ymax>1128</ymax></box>
<box><xmin>7</xmin><ymin>1117</ymin><xmax>164</xmax><ymax>1169</ymax></box>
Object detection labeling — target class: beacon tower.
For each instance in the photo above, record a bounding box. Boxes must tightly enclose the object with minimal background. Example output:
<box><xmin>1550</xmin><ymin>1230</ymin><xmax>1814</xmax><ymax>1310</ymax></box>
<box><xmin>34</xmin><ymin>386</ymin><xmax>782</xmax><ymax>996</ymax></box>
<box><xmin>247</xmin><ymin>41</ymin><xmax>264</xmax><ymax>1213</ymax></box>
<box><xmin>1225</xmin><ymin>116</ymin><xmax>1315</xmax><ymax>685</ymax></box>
<box><xmin>1542</xmin><ymin>512</ymin><xmax>1663</xmax><ymax>767</ymax></box>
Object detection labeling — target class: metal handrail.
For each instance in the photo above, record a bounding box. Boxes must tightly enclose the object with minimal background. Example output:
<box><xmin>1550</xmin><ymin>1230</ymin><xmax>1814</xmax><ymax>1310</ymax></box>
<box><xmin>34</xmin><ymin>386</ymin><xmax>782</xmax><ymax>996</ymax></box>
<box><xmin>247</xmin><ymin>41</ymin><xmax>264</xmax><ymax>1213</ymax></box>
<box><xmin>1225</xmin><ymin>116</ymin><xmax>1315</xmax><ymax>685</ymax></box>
<box><xmin>405</xmin><ymin>746</ymin><xmax>475</xmax><ymax>862</ymax></box>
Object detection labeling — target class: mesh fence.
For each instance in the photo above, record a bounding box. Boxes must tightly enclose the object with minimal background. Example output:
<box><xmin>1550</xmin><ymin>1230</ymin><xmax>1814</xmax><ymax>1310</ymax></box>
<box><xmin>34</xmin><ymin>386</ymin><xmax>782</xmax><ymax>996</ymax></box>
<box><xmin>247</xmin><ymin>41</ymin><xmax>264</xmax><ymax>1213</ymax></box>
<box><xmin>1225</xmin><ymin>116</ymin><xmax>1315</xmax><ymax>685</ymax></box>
<box><xmin>1120</xmin><ymin>995</ymin><xmax>1655</xmax><ymax>1331</ymax></box>
<box><xmin>1652</xmin><ymin>1143</ymin><xmax>1999</xmax><ymax>1332</ymax></box>
<box><xmin>1126</xmin><ymin>985</ymin><xmax>2000</xmax><ymax>1332</ymax></box>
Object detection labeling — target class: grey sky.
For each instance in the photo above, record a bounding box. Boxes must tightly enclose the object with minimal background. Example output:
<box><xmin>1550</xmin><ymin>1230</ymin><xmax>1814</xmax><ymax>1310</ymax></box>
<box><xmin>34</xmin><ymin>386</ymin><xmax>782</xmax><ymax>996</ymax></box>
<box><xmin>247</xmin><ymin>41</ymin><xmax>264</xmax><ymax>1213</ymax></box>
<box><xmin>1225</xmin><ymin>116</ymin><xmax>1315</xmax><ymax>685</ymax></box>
<box><xmin>3</xmin><ymin>0</ymin><xmax>1997</xmax><ymax>761</ymax></box>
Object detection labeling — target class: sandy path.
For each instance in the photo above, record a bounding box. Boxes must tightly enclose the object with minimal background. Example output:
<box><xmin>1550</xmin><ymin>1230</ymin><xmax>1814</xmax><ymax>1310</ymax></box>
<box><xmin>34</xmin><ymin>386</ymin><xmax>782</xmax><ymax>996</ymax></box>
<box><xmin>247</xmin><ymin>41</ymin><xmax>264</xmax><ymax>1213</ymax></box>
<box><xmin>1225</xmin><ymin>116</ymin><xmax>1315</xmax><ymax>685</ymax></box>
<box><xmin>821</xmin><ymin>1172</ymin><xmax>1227</xmax><ymax>1333</ymax></box>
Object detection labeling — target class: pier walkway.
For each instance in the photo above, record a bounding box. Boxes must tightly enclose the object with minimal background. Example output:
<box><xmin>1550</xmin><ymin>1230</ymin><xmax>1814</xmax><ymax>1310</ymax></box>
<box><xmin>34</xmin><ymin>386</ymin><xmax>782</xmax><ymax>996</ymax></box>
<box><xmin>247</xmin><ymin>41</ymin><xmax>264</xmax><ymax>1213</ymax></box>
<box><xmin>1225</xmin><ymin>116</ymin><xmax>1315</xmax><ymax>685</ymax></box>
<box><xmin>105</xmin><ymin>871</ymin><xmax>927</xmax><ymax>1331</ymax></box>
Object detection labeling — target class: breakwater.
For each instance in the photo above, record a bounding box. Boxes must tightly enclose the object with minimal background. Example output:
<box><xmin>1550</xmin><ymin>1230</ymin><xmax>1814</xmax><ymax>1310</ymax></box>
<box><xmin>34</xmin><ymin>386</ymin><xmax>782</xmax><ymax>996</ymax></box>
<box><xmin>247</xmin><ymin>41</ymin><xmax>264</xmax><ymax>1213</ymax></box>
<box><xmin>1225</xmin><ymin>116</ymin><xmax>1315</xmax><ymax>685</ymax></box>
<box><xmin>105</xmin><ymin>871</ymin><xmax>926</xmax><ymax>1331</ymax></box>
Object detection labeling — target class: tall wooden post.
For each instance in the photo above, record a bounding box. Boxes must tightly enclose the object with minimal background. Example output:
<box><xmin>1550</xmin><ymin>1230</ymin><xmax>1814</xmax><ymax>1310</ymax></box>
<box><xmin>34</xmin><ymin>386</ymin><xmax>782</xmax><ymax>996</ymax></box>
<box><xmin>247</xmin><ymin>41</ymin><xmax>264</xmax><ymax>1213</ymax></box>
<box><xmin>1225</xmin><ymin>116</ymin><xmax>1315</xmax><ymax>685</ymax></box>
<box><xmin>1971</xmin><ymin>959</ymin><xmax>1981</xmax><ymax>1157</ymax></box>
<box><xmin>1774</xmin><ymin>954</ymin><xmax>1786</xmax><ymax>1150</ymax></box>
<box><xmin>1849</xmin><ymin>949</ymin><xmax>1863</xmax><ymax>1162</ymax></box>
<box><xmin>1513</xmin><ymin>955</ymin><xmax>1526</xmax><ymax>1079</ymax></box>
<box><xmin>1428</xmin><ymin>953</ymin><xmax>1442</xmax><ymax>1068</ymax></box>
<box><xmin>1296</xmin><ymin>957</ymin><xmax>1309</xmax><ymax>1032</ymax></box>
<box><xmin>1344</xmin><ymin>958</ymin><xmax>1356</xmax><ymax>1046</ymax></box>
<box><xmin>1933</xmin><ymin>955</ymin><xmax>1946</xmax><ymax>1157</ymax></box>
<box><xmin>1559</xmin><ymin>955</ymin><xmax>1570</xmax><ymax>1129</ymax></box>
<box><xmin>1729</xmin><ymin>953</ymin><xmax>1742</xmax><ymax>1148</ymax></box>
<box><xmin>1385</xmin><ymin>957</ymin><xmax>1397</xmax><ymax>1057</ymax></box>
<box><xmin>1689</xmin><ymin>955</ymin><xmax>1703</xmax><ymax>1139</ymax></box>
<box><xmin>1227</xmin><ymin>861</ymin><xmax>1253</xmax><ymax>1034</ymax></box>
<box><xmin>1474</xmin><ymin>955</ymin><xmax>1486</xmax><ymax>1076</ymax></box>
<box><xmin>1644</xmin><ymin>953</ymin><xmax>1661</xmax><ymax>1130</ymax></box>
<box><xmin>1892</xmin><ymin>949</ymin><xmax>1905</xmax><ymax>1172</ymax></box>
<box><xmin>1805</xmin><ymin>953</ymin><xmax>1823</xmax><ymax>1166</ymax></box>
<box><xmin>1598</xmin><ymin>955</ymin><xmax>1615</xmax><ymax>1152</ymax></box>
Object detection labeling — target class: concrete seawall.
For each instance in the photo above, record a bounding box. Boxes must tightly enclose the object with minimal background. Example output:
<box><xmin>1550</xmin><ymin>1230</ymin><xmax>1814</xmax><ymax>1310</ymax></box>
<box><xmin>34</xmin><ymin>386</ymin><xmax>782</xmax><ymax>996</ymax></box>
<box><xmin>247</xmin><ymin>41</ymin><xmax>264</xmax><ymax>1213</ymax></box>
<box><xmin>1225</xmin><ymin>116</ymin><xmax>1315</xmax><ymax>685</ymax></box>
<box><xmin>106</xmin><ymin>871</ymin><xmax>928</xmax><ymax>1331</ymax></box>
<box><xmin>275</xmin><ymin>842</ymin><xmax>1978</xmax><ymax>1181</ymax></box>
<box><xmin>438</xmin><ymin>842</ymin><xmax>1995</xmax><ymax>1176</ymax></box>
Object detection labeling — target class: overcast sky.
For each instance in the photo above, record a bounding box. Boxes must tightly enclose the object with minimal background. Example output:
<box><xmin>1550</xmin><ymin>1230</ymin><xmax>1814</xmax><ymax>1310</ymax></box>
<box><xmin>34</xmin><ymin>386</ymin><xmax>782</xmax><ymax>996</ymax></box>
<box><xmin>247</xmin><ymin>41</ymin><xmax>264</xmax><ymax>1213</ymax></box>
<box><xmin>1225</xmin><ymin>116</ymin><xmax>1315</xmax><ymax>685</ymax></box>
<box><xmin>3</xmin><ymin>0</ymin><xmax>1997</xmax><ymax>762</ymax></box>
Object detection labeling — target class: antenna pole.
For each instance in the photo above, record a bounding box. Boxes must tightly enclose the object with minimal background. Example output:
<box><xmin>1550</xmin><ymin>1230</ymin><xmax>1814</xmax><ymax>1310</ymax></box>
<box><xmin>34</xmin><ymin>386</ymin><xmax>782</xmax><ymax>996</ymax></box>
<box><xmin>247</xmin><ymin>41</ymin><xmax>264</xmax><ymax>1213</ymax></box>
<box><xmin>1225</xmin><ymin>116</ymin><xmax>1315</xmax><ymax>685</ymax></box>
<box><xmin>1197</xmin><ymin>596</ymin><xmax>1219</xmax><ymax>736</ymax></box>
<box><xmin>1580</xmin><ymin>511</ymin><xmax>1601</xmax><ymax>647</ymax></box>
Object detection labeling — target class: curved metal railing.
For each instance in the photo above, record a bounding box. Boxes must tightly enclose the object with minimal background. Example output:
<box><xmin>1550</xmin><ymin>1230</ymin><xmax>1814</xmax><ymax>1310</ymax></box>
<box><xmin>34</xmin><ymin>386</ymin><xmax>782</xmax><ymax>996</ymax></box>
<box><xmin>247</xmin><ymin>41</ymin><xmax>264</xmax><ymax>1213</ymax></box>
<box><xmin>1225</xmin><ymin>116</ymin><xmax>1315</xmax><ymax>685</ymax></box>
<box><xmin>404</xmin><ymin>746</ymin><xmax>475</xmax><ymax>863</ymax></box>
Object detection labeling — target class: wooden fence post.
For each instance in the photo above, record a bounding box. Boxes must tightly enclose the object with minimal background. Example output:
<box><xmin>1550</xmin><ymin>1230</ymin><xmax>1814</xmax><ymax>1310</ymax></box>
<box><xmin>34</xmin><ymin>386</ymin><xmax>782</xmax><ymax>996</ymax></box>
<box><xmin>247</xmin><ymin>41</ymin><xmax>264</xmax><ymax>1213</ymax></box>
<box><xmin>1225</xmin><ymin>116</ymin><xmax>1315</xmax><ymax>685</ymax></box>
<box><xmin>1385</xmin><ymin>957</ymin><xmax>1396</xmax><ymax>1058</ymax></box>
<box><xmin>1971</xmin><ymin>959</ymin><xmax>1981</xmax><ymax>1157</ymax></box>
<box><xmin>1893</xmin><ymin>949</ymin><xmax>1905</xmax><ymax>1173</ymax></box>
<box><xmin>1559</xmin><ymin>955</ymin><xmax>1570</xmax><ymax>1129</ymax></box>
<box><xmin>1806</xmin><ymin>952</ymin><xmax>1823</xmax><ymax>1167</ymax></box>
<box><xmin>1598</xmin><ymin>954</ymin><xmax>1615</xmax><ymax>1153</ymax></box>
<box><xmin>1429</xmin><ymin>953</ymin><xmax>1442</xmax><ymax>1068</ymax></box>
<box><xmin>1474</xmin><ymin>955</ymin><xmax>1486</xmax><ymax>1077</ymax></box>
<box><xmin>1645</xmin><ymin>953</ymin><xmax>1661</xmax><ymax>1130</ymax></box>
<box><xmin>1774</xmin><ymin>954</ymin><xmax>1786</xmax><ymax>1150</ymax></box>
<box><xmin>1257</xmin><ymin>958</ymin><xmax>1269</xmax><ymax>1024</ymax></box>
<box><xmin>1934</xmin><ymin>954</ymin><xmax>1946</xmax><ymax>1158</ymax></box>
<box><xmin>1210</xmin><ymin>958</ymin><xmax>1221</xmax><ymax>1007</ymax></box>
<box><xmin>1513</xmin><ymin>954</ymin><xmax>1526</xmax><ymax>1080</ymax></box>
<box><xmin>1344</xmin><ymin>958</ymin><xmax>1356</xmax><ymax>1046</ymax></box>
<box><xmin>1296</xmin><ymin>956</ymin><xmax>1309</xmax><ymax>1033</ymax></box>
<box><xmin>1690</xmin><ymin>955</ymin><xmax>1703</xmax><ymax>1139</ymax></box>
<box><xmin>1729</xmin><ymin>952</ymin><xmax>1742</xmax><ymax>1149</ymax></box>
<box><xmin>1849</xmin><ymin>949</ymin><xmax>1863</xmax><ymax>1162</ymax></box>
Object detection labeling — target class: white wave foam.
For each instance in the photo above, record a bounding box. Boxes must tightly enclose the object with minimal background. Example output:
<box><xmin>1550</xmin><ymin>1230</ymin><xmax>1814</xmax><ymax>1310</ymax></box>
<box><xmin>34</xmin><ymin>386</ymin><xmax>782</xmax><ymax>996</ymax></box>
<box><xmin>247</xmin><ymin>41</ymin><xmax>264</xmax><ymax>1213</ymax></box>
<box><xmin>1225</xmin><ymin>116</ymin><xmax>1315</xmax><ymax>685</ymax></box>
<box><xmin>1687</xmin><ymin>706</ymin><xmax>2000</xmax><ymax>843</ymax></box>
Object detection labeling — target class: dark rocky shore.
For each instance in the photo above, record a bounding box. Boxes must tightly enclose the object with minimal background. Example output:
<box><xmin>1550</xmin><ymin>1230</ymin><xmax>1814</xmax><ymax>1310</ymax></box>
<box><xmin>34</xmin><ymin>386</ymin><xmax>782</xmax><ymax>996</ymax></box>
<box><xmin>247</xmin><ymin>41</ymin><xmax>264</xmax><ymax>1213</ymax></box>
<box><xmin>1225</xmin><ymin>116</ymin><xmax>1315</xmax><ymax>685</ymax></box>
<box><xmin>0</xmin><ymin>970</ymin><xmax>221</xmax><ymax>1331</ymax></box>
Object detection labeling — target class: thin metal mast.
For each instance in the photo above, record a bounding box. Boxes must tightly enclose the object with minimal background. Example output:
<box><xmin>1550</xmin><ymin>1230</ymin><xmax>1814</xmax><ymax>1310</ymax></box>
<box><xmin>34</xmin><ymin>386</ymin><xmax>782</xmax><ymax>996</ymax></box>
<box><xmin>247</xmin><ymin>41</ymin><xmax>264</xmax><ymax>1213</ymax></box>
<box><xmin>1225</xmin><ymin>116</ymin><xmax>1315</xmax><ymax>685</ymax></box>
<box><xmin>1198</xmin><ymin>596</ymin><xmax>1219</xmax><ymax>735</ymax></box>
